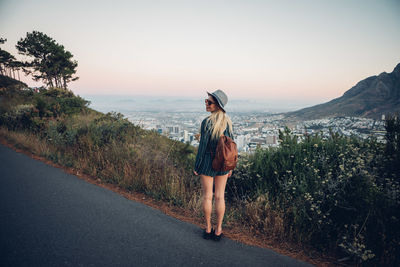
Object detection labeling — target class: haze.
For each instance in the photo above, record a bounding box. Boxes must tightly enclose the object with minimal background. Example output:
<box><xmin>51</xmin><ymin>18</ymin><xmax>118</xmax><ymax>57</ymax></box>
<box><xmin>1</xmin><ymin>0</ymin><xmax>399</xmax><ymax>109</ymax></box>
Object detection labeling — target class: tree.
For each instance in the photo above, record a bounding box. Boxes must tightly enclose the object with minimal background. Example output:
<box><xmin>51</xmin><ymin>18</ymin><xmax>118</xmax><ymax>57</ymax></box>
<box><xmin>16</xmin><ymin>31</ymin><xmax>78</xmax><ymax>89</ymax></box>
<box><xmin>0</xmin><ymin>37</ymin><xmax>22</xmax><ymax>80</ymax></box>
<box><xmin>8</xmin><ymin>60</ymin><xmax>23</xmax><ymax>80</ymax></box>
<box><xmin>0</xmin><ymin>49</ymin><xmax>15</xmax><ymax>76</ymax></box>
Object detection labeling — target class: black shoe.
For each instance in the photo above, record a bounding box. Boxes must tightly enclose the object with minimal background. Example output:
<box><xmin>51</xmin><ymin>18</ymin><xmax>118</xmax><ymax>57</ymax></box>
<box><xmin>203</xmin><ymin>228</ymin><xmax>214</xmax><ymax>240</ymax></box>
<box><xmin>213</xmin><ymin>232</ymin><xmax>223</xmax><ymax>241</ymax></box>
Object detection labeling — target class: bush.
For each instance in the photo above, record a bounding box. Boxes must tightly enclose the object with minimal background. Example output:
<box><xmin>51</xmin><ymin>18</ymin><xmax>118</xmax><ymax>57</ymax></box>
<box><xmin>34</xmin><ymin>88</ymin><xmax>89</xmax><ymax>117</ymax></box>
<box><xmin>87</xmin><ymin>112</ymin><xmax>139</xmax><ymax>147</ymax></box>
<box><xmin>227</xmin><ymin>123</ymin><xmax>399</xmax><ymax>265</ymax></box>
<box><xmin>0</xmin><ymin>87</ymin><xmax>89</xmax><ymax>132</ymax></box>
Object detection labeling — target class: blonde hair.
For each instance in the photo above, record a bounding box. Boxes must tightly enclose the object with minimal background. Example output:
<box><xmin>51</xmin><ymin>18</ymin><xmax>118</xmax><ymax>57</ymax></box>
<box><xmin>206</xmin><ymin>110</ymin><xmax>233</xmax><ymax>140</ymax></box>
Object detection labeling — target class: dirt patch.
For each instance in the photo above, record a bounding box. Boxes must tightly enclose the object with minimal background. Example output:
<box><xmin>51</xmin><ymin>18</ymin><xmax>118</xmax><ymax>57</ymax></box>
<box><xmin>0</xmin><ymin>137</ymin><xmax>340</xmax><ymax>267</ymax></box>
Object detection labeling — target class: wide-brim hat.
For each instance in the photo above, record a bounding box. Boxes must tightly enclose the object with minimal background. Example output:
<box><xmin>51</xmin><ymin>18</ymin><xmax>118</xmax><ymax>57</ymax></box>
<box><xmin>207</xmin><ymin>89</ymin><xmax>228</xmax><ymax>112</ymax></box>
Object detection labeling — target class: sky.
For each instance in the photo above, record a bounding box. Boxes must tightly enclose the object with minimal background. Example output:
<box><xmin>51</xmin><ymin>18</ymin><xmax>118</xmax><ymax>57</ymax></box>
<box><xmin>1</xmin><ymin>0</ymin><xmax>400</xmax><ymax>109</ymax></box>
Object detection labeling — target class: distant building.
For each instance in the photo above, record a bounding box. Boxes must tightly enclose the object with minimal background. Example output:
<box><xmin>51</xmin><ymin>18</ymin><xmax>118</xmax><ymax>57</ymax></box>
<box><xmin>243</xmin><ymin>127</ymin><xmax>258</xmax><ymax>134</ymax></box>
<box><xmin>183</xmin><ymin>130</ymin><xmax>189</xmax><ymax>142</ymax></box>
<box><xmin>167</xmin><ymin>126</ymin><xmax>174</xmax><ymax>133</ymax></box>
<box><xmin>236</xmin><ymin>135</ymin><xmax>246</xmax><ymax>152</ymax></box>
<box><xmin>250</xmin><ymin>138</ymin><xmax>266</xmax><ymax>145</ymax></box>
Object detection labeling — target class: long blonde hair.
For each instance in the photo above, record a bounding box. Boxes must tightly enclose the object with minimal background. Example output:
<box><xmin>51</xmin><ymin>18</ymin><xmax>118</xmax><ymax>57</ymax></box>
<box><xmin>206</xmin><ymin>110</ymin><xmax>233</xmax><ymax>140</ymax></box>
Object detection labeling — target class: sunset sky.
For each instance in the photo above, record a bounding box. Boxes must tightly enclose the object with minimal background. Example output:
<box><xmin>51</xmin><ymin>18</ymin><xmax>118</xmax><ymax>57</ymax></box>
<box><xmin>1</xmin><ymin>0</ymin><xmax>399</xmax><ymax>107</ymax></box>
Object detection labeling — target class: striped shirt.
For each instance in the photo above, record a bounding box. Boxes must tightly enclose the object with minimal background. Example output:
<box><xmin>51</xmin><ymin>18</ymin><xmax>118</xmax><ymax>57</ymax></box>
<box><xmin>194</xmin><ymin>117</ymin><xmax>234</xmax><ymax>177</ymax></box>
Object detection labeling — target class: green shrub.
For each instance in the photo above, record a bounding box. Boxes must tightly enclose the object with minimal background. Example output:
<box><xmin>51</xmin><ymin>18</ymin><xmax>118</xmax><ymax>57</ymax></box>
<box><xmin>87</xmin><ymin>111</ymin><xmax>138</xmax><ymax>147</ymax></box>
<box><xmin>34</xmin><ymin>88</ymin><xmax>89</xmax><ymax>117</ymax></box>
<box><xmin>0</xmin><ymin>87</ymin><xmax>89</xmax><ymax>132</ymax></box>
<box><xmin>227</xmin><ymin>123</ymin><xmax>399</xmax><ymax>265</ymax></box>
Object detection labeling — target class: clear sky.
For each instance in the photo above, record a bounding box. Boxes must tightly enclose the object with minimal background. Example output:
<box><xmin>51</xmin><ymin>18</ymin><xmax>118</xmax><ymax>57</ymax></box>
<box><xmin>1</xmin><ymin>0</ymin><xmax>399</xmax><ymax>107</ymax></box>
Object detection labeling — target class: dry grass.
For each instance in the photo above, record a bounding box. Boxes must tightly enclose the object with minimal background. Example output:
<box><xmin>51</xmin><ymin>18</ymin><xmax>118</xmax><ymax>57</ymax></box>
<box><xmin>241</xmin><ymin>197</ymin><xmax>286</xmax><ymax>240</ymax></box>
<box><xmin>0</xmin><ymin>127</ymin><xmax>53</xmax><ymax>157</ymax></box>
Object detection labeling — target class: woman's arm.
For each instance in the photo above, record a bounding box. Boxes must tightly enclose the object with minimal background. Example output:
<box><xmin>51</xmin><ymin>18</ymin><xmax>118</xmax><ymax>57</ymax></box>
<box><xmin>194</xmin><ymin>119</ymin><xmax>209</xmax><ymax>173</ymax></box>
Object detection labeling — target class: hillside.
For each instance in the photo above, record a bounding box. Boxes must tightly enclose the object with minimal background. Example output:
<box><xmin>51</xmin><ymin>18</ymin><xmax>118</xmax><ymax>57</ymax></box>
<box><xmin>286</xmin><ymin>63</ymin><xmax>400</xmax><ymax>120</ymax></box>
<box><xmin>0</xmin><ymin>75</ymin><xmax>27</xmax><ymax>90</ymax></box>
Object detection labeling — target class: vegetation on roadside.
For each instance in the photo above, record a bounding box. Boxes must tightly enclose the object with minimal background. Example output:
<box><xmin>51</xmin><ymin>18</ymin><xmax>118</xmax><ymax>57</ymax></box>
<box><xmin>228</xmin><ymin>125</ymin><xmax>399</xmax><ymax>265</ymax></box>
<box><xmin>0</xmin><ymin>81</ymin><xmax>199</xmax><ymax>208</ymax></box>
<box><xmin>1</xmin><ymin>76</ymin><xmax>399</xmax><ymax>266</ymax></box>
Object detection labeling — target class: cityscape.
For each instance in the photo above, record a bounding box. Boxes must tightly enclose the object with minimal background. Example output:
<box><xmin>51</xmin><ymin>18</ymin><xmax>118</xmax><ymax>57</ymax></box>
<box><xmin>121</xmin><ymin>110</ymin><xmax>386</xmax><ymax>153</ymax></box>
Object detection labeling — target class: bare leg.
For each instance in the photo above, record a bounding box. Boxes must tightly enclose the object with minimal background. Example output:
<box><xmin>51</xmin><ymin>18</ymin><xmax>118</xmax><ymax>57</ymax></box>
<box><xmin>214</xmin><ymin>174</ymin><xmax>229</xmax><ymax>235</ymax></box>
<box><xmin>200</xmin><ymin>175</ymin><xmax>214</xmax><ymax>233</ymax></box>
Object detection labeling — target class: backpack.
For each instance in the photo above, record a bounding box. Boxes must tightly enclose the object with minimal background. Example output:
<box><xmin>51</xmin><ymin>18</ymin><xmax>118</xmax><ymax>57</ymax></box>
<box><xmin>212</xmin><ymin>136</ymin><xmax>238</xmax><ymax>172</ymax></box>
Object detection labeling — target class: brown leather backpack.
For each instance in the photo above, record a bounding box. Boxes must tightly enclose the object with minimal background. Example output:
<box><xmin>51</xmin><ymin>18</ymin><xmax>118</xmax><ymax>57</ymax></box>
<box><xmin>212</xmin><ymin>136</ymin><xmax>238</xmax><ymax>172</ymax></box>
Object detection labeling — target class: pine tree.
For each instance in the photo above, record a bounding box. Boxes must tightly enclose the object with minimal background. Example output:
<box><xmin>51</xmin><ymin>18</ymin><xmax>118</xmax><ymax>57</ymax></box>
<box><xmin>0</xmin><ymin>37</ymin><xmax>20</xmax><ymax>79</ymax></box>
<box><xmin>16</xmin><ymin>31</ymin><xmax>78</xmax><ymax>88</ymax></box>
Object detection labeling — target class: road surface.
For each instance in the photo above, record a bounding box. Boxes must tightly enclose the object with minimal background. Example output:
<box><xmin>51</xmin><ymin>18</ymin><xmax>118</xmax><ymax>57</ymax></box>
<box><xmin>0</xmin><ymin>144</ymin><xmax>314</xmax><ymax>266</ymax></box>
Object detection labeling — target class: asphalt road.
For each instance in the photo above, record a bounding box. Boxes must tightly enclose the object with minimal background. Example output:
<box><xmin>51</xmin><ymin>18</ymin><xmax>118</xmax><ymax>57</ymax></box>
<box><xmin>0</xmin><ymin>144</ymin><xmax>314</xmax><ymax>267</ymax></box>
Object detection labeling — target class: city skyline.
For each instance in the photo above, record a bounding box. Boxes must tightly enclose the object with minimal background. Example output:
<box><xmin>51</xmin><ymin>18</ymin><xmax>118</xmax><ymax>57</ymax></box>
<box><xmin>1</xmin><ymin>0</ymin><xmax>399</xmax><ymax>105</ymax></box>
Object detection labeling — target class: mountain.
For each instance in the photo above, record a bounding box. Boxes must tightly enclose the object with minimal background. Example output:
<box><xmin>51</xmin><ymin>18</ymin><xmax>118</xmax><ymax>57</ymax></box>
<box><xmin>286</xmin><ymin>63</ymin><xmax>400</xmax><ymax>120</ymax></box>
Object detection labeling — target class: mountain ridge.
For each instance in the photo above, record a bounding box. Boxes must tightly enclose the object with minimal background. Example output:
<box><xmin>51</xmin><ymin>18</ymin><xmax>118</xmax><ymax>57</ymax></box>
<box><xmin>286</xmin><ymin>63</ymin><xmax>400</xmax><ymax>120</ymax></box>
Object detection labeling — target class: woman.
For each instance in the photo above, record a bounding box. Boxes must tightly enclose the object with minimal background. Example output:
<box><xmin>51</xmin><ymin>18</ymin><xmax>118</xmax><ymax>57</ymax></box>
<box><xmin>193</xmin><ymin>89</ymin><xmax>234</xmax><ymax>241</ymax></box>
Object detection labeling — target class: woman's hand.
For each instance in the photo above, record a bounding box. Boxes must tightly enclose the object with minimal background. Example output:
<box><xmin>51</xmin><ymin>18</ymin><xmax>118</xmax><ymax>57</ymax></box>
<box><xmin>193</xmin><ymin>170</ymin><xmax>199</xmax><ymax>176</ymax></box>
